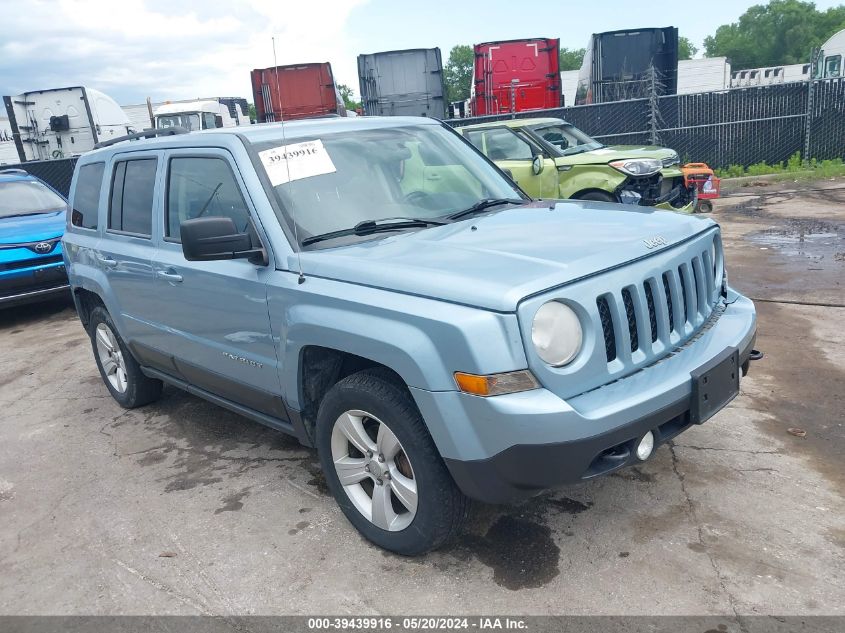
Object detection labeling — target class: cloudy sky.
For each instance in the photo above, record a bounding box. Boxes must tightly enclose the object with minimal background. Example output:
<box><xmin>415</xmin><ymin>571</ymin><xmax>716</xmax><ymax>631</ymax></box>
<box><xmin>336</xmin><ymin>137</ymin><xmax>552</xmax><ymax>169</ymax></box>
<box><xmin>2</xmin><ymin>0</ymin><xmax>843</xmax><ymax>106</ymax></box>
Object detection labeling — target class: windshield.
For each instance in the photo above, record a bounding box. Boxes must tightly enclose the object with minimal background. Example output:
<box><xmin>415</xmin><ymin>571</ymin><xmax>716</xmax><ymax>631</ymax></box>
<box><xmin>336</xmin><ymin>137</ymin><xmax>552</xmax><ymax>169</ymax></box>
<box><xmin>157</xmin><ymin>113</ymin><xmax>201</xmax><ymax>131</ymax></box>
<box><xmin>529</xmin><ymin>123</ymin><xmax>604</xmax><ymax>156</ymax></box>
<box><xmin>0</xmin><ymin>180</ymin><xmax>66</xmax><ymax>218</ymax></box>
<box><xmin>255</xmin><ymin>124</ymin><xmax>524</xmax><ymax>247</ymax></box>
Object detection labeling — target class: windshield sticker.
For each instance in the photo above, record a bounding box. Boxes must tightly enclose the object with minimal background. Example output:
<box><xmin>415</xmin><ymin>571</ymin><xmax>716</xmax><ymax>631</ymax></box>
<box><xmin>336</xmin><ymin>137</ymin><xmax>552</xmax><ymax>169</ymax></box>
<box><xmin>259</xmin><ymin>139</ymin><xmax>336</xmax><ymax>186</ymax></box>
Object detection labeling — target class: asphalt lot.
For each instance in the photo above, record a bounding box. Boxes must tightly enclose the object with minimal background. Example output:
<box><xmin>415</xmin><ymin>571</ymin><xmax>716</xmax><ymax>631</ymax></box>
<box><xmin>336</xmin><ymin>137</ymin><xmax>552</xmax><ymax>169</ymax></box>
<box><xmin>1</xmin><ymin>181</ymin><xmax>843</xmax><ymax>616</ymax></box>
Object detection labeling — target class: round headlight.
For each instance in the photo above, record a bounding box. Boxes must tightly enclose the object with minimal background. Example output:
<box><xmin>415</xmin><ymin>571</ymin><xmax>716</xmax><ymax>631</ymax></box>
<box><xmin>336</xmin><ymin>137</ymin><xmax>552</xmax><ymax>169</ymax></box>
<box><xmin>531</xmin><ymin>302</ymin><xmax>582</xmax><ymax>366</ymax></box>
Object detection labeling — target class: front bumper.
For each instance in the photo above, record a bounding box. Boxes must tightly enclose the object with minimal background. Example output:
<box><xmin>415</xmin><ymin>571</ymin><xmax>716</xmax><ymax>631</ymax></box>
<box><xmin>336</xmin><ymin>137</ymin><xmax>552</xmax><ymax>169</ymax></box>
<box><xmin>411</xmin><ymin>291</ymin><xmax>756</xmax><ymax>504</ymax></box>
<box><xmin>0</xmin><ymin>263</ymin><xmax>69</xmax><ymax>307</ymax></box>
<box><xmin>619</xmin><ymin>169</ymin><xmax>696</xmax><ymax>212</ymax></box>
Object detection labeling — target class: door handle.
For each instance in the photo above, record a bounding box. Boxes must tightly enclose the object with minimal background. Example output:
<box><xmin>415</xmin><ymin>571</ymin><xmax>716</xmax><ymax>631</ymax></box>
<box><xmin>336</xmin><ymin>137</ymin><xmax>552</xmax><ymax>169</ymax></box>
<box><xmin>156</xmin><ymin>269</ymin><xmax>183</xmax><ymax>283</ymax></box>
<box><xmin>96</xmin><ymin>255</ymin><xmax>117</xmax><ymax>268</ymax></box>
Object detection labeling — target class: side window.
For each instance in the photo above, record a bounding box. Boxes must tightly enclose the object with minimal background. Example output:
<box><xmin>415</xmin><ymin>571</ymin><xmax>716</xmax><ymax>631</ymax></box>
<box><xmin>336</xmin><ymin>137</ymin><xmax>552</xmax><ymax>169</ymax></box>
<box><xmin>825</xmin><ymin>55</ymin><xmax>841</xmax><ymax>77</ymax></box>
<box><xmin>201</xmin><ymin>112</ymin><xmax>217</xmax><ymax>130</ymax></box>
<box><xmin>166</xmin><ymin>157</ymin><xmax>250</xmax><ymax>240</ymax></box>
<box><xmin>109</xmin><ymin>159</ymin><xmax>156</xmax><ymax>236</ymax></box>
<box><xmin>474</xmin><ymin>128</ymin><xmax>534</xmax><ymax>161</ymax></box>
<box><xmin>71</xmin><ymin>162</ymin><xmax>105</xmax><ymax>229</ymax></box>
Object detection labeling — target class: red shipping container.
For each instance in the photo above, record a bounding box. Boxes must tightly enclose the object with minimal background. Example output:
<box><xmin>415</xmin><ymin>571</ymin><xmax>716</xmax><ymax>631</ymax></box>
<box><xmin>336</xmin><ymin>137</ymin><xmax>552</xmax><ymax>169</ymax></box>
<box><xmin>471</xmin><ymin>38</ymin><xmax>562</xmax><ymax>116</ymax></box>
<box><xmin>251</xmin><ymin>62</ymin><xmax>346</xmax><ymax>122</ymax></box>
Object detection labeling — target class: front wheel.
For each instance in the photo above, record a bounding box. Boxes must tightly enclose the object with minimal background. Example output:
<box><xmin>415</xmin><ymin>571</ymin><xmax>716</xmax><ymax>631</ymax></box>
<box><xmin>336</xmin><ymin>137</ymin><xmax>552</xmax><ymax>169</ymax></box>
<box><xmin>316</xmin><ymin>369</ymin><xmax>468</xmax><ymax>555</ymax></box>
<box><xmin>576</xmin><ymin>190</ymin><xmax>617</xmax><ymax>203</ymax></box>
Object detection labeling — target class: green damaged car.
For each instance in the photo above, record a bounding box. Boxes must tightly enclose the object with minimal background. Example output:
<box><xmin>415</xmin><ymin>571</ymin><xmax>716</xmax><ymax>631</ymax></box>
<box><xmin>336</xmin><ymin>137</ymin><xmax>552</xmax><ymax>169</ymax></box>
<box><xmin>457</xmin><ymin>117</ymin><xmax>696</xmax><ymax>212</ymax></box>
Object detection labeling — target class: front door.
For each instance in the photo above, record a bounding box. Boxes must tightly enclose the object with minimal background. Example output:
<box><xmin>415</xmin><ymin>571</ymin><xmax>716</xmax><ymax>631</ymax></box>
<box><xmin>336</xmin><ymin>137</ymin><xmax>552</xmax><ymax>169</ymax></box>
<box><xmin>146</xmin><ymin>148</ymin><xmax>283</xmax><ymax>419</ymax></box>
<box><xmin>463</xmin><ymin>127</ymin><xmax>558</xmax><ymax>198</ymax></box>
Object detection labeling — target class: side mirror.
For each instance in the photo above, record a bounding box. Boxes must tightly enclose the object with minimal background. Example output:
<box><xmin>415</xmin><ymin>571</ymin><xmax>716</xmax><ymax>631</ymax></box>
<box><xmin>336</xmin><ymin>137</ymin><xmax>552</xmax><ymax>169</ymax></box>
<box><xmin>532</xmin><ymin>154</ymin><xmax>544</xmax><ymax>175</ymax></box>
<box><xmin>180</xmin><ymin>217</ymin><xmax>265</xmax><ymax>264</ymax></box>
<box><xmin>214</xmin><ymin>115</ymin><xmax>224</xmax><ymax>128</ymax></box>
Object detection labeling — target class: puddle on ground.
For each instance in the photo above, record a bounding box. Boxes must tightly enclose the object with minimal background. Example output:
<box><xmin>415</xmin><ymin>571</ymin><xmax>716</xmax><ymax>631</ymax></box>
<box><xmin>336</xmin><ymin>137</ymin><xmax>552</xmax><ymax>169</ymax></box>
<box><xmin>440</xmin><ymin>493</ymin><xmax>594</xmax><ymax>590</ymax></box>
<box><xmin>747</xmin><ymin>219</ymin><xmax>844</xmax><ymax>262</ymax></box>
<box><xmin>457</xmin><ymin>515</ymin><xmax>561</xmax><ymax>591</ymax></box>
<box><xmin>214</xmin><ymin>487</ymin><xmax>251</xmax><ymax>514</ymax></box>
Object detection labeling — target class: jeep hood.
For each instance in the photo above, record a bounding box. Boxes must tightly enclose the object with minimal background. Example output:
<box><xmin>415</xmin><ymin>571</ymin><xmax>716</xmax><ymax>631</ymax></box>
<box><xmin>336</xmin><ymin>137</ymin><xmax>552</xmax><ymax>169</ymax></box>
<box><xmin>557</xmin><ymin>145</ymin><xmax>675</xmax><ymax>167</ymax></box>
<box><xmin>296</xmin><ymin>200</ymin><xmax>716</xmax><ymax>312</ymax></box>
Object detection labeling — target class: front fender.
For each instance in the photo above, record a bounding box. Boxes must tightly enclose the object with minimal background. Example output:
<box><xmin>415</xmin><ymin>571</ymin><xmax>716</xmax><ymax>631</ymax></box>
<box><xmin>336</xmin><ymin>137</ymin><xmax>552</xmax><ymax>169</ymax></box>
<box><xmin>557</xmin><ymin>164</ymin><xmax>627</xmax><ymax>199</ymax></box>
<box><xmin>267</xmin><ymin>275</ymin><xmax>528</xmax><ymax>410</ymax></box>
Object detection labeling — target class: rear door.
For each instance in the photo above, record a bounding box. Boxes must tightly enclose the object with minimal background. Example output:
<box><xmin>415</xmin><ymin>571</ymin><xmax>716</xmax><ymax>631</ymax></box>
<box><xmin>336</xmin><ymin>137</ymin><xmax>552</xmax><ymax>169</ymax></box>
<box><xmin>97</xmin><ymin>151</ymin><xmax>162</xmax><ymax>346</ymax></box>
<box><xmin>145</xmin><ymin>148</ymin><xmax>283</xmax><ymax>418</ymax></box>
<box><xmin>463</xmin><ymin>127</ymin><xmax>557</xmax><ymax>198</ymax></box>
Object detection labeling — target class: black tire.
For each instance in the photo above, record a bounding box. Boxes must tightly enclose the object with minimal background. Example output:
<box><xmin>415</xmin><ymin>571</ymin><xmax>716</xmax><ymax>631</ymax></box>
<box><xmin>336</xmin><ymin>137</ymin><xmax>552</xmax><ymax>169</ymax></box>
<box><xmin>316</xmin><ymin>369</ymin><xmax>468</xmax><ymax>555</ymax></box>
<box><xmin>88</xmin><ymin>306</ymin><xmax>162</xmax><ymax>408</ymax></box>
<box><xmin>577</xmin><ymin>190</ymin><xmax>617</xmax><ymax>203</ymax></box>
<box><xmin>697</xmin><ymin>200</ymin><xmax>714</xmax><ymax>213</ymax></box>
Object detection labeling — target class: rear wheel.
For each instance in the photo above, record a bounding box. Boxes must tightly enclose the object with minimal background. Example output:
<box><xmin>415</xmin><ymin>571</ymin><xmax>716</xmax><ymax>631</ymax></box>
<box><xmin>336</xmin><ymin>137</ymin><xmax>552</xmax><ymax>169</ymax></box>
<box><xmin>316</xmin><ymin>369</ymin><xmax>468</xmax><ymax>555</ymax></box>
<box><xmin>576</xmin><ymin>190</ymin><xmax>617</xmax><ymax>203</ymax></box>
<box><xmin>697</xmin><ymin>200</ymin><xmax>714</xmax><ymax>213</ymax></box>
<box><xmin>89</xmin><ymin>307</ymin><xmax>162</xmax><ymax>408</ymax></box>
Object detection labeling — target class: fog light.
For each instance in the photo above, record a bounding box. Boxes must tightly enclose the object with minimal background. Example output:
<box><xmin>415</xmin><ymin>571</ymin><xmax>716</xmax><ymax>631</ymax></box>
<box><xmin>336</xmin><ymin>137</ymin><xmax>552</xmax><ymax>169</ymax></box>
<box><xmin>636</xmin><ymin>432</ymin><xmax>655</xmax><ymax>461</ymax></box>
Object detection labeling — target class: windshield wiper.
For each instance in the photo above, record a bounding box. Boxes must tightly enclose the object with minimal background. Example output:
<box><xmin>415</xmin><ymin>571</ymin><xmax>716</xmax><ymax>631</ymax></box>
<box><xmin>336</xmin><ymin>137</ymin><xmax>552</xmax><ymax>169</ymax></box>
<box><xmin>301</xmin><ymin>217</ymin><xmax>447</xmax><ymax>247</ymax></box>
<box><xmin>446</xmin><ymin>198</ymin><xmax>524</xmax><ymax>221</ymax></box>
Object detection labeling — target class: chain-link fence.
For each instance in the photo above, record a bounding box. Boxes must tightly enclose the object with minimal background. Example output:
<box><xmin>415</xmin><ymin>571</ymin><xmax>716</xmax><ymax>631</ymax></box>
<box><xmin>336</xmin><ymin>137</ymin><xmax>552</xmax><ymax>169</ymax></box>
<box><xmin>3</xmin><ymin>157</ymin><xmax>78</xmax><ymax>198</ymax></box>
<box><xmin>447</xmin><ymin>77</ymin><xmax>845</xmax><ymax>170</ymax></box>
<box><xmin>6</xmin><ymin>79</ymin><xmax>845</xmax><ymax>192</ymax></box>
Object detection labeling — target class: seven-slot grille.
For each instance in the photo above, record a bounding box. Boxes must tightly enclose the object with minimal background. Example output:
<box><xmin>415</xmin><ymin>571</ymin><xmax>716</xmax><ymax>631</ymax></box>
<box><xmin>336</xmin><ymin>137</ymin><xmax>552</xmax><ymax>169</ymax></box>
<box><xmin>597</xmin><ymin>248</ymin><xmax>720</xmax><ymax>364</ymax></box>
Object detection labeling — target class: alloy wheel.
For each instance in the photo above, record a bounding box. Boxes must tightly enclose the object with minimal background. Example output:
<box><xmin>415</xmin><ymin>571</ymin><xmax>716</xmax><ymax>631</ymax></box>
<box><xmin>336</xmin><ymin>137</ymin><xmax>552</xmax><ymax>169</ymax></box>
<box><xmin>94</xmin><ymin>323</ymin><xmax>128</xmax><ymax>393</ymax></box>
<box><xmin>330</xmin><ymin>409</ymin><xmax>417</xmax><ymax>531</ymax></box>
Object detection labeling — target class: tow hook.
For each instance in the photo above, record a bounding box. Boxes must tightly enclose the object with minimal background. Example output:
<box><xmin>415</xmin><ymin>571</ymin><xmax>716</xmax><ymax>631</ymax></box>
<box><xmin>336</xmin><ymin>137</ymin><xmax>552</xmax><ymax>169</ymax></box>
<box><xmin>742</xmin><ymin>349</ymin><xmax>764</xmax><ymax>376</ymax></box>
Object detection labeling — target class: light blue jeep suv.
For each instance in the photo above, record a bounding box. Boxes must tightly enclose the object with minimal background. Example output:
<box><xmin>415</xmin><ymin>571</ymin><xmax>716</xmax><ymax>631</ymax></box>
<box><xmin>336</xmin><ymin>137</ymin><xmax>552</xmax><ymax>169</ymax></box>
<box><xmin>63</xmin><ymin>117</ymin><xmax>757</xmax><ymax>555</ymax></box>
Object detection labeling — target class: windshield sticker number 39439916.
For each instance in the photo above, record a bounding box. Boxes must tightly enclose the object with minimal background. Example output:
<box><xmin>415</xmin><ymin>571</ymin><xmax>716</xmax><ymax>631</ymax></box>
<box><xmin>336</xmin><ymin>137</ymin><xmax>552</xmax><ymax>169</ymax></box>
<box><xmin>259</xmin><ymin>139</ymin><xmax>337</xmax><ymax>187</ymax></box>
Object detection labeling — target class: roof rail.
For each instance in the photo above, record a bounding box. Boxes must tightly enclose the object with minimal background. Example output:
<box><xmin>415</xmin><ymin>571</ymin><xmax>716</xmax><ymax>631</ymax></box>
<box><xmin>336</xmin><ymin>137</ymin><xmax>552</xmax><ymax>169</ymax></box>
<box><xmin>93</xmin><ymin>126</ymin><xmax>189</xmax><ymax>149</ymax></box>
<box><xmin>0</xmin><ymin>168</ymin><xmax>28</xmax><ymax>175</ymax></box>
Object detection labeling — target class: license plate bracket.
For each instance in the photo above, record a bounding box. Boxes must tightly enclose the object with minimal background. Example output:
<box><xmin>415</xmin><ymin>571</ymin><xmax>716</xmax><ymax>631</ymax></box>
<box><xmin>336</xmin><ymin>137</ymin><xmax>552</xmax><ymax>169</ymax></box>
<box><xmin>690</xmin><ymin>347</ymin><xmax>740</xmax><ymax>424</ymax></box>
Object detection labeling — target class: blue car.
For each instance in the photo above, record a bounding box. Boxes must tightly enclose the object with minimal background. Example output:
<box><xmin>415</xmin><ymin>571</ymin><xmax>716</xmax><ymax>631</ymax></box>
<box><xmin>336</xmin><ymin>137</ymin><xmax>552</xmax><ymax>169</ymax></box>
<box><xmin>0</xmin><ymin>168</ymin><xmax>69</xmax><ymax>307</ymax></box>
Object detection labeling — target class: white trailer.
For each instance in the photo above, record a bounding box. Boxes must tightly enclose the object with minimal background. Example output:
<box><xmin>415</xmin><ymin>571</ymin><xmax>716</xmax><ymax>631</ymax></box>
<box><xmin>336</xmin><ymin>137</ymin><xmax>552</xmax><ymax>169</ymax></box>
<box><xmin>730</xmin><ymin>63</ymin><xmax>810</xmax><ymax>87</ymax></box>
<box><xmin>0</xmin><ymin>116</ymin><xmax>18</xmax><ymax>165</ymax></box>
<box><xmin>677</xmin><ymin>57</ymin><xmax>731</xmax><ymax>93</ymax></box>
<box><xmin>2</xmin><ymin>86</ymin><xmax>133</xmax><ymax>163</ymax></box>
<box><xmin>560</xmin><ymin>70</ymin><xmax>579</xmax><ymax>106</ymax></box>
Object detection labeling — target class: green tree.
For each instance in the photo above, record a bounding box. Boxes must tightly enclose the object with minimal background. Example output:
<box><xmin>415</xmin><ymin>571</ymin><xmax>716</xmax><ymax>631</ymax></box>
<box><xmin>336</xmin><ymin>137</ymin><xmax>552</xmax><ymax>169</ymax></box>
<box><xmin>678</xmin><ymin>36</ymin><xmax>698</xmax><ymax>60</ymax></box>
<box><xmin>559</xmin><ymin>47</ymin><xmax>586</xmax><ymax>71</ymax></box>
<box><xmin>248</xmin><ymin>103</ymin><xmax>257</xmax><ymax>121</ymax></box>
<box><xmin>443</xmin><ymin>44</ymin><xmax>474</xmax><ymax>103</ymax></box>
<box><xmin>703</xmin><ymin>0</ymin><xmax>845</xmax><ymax>68</ymax></box>
<box><xmin>337</xmin><ymin>83</ymin><xmax>361</xmax><ymax>111</ymax></box>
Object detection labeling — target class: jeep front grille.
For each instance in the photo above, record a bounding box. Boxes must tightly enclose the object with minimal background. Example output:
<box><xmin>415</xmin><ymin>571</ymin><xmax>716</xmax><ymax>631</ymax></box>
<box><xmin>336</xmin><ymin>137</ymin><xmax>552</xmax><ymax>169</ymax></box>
<box><xmin>519</xmin><ymin>229</ymin><xmax>726</xmax><ymax>400</ymax></box>
<box><xmin>596</xmin><ymin>250</ymin><xmax>719</xmax><ymax>367</ymax></box>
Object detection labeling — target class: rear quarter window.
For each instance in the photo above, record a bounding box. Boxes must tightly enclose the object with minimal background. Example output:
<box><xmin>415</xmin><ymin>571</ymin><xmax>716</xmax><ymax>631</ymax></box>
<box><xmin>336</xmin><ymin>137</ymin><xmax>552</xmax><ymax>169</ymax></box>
<box><xmin>71</xmin><ymin>162</ymin><xmax>105</xmax><ymax>229</ymax></box>
<box><xmin>108</xmin><ymin>159</ymin><xmax>157</xmax><ymax>236</ymax></box>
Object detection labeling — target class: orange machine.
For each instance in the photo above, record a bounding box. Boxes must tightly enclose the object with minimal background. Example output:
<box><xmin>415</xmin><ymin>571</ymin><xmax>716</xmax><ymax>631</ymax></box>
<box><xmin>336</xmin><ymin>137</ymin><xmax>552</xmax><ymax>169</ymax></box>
<box><xmin>681</xmin><ymin>163</ymin><xmax>721</xmax><ymax>213</ymax></box>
